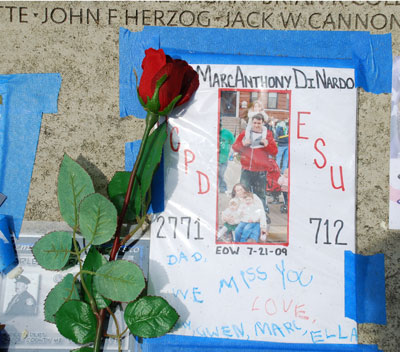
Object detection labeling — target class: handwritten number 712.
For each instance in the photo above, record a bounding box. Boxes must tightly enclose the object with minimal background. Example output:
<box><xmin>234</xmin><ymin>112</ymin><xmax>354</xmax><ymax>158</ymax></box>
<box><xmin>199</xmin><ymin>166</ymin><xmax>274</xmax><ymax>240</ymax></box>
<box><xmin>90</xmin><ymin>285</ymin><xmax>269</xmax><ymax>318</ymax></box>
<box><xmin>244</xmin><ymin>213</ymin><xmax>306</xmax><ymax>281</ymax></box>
<box><xmin>309</xmin><ymin>218</ymin><xmax>347</xmax><ymax>245</ymax></box>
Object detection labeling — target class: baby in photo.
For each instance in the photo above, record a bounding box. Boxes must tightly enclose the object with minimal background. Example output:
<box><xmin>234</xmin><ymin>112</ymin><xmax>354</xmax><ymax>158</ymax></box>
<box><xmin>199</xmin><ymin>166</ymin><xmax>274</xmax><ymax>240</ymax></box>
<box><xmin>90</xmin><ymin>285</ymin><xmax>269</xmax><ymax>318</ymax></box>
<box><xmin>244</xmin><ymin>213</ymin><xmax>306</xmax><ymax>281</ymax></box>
<box><xmin>217</xmin><ymin>198</ymin><xmax>241</xmax><ymax>241</ymax></box>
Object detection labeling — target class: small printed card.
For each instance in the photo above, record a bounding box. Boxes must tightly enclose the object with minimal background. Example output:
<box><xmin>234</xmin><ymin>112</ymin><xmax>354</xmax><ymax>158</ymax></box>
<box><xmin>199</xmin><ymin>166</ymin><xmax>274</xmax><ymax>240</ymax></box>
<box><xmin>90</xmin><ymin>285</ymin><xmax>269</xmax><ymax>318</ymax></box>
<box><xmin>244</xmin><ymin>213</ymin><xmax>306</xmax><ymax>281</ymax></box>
<box><xmin>0</xmin><ymin>228</ymin><xmax>148</xmax><ymax>351</ymax></box>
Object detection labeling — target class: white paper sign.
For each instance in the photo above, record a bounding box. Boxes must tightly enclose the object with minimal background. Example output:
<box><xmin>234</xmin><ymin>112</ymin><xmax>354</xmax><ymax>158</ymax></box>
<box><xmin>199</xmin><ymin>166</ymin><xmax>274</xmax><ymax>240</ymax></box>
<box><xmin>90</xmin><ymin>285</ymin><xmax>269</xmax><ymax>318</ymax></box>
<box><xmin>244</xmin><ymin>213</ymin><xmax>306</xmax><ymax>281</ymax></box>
<box><xmin>149</xmin><ymin>63</ymin><xmax>357</xmax><ymax>344</ymax></box>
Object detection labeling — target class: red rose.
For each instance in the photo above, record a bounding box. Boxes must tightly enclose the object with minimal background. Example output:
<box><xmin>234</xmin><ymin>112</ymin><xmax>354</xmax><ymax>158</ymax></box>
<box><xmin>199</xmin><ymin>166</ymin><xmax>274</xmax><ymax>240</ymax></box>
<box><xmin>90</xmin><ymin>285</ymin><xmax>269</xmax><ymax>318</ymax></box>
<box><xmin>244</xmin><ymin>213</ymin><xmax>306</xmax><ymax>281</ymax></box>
<box><xmin>138</xmin><ymin>48</ymin><xmax>199</xmax><ymax>115</ymax></box>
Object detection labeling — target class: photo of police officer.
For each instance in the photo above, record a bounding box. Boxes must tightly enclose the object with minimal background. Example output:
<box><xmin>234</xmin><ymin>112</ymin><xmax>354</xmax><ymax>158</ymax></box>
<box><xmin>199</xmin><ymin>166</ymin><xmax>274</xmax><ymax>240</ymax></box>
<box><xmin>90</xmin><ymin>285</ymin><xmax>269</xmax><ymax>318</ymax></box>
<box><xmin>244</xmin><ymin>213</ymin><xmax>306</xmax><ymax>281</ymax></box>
<box><xmin>4</xmin><ymin>275</ymin><xmax>38</xmax><ymax>318</ymax></box>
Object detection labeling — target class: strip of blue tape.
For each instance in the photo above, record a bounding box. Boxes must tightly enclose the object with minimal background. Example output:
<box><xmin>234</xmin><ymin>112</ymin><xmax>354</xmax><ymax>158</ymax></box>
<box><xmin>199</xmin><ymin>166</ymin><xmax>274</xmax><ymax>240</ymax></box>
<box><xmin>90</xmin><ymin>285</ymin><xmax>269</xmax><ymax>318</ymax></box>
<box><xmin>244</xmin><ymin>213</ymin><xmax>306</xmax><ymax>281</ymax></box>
<box><xmin>0</xmin><ymin>215</ymin><xmax>17</xmax><ymax>274</ymax></box>
<box><xmin>119</xmin><ymin>27</ymin><xmax>391</xmax><ymax>119</ymax></box>
<box><xmin>125</xmin><ymin>140</ymin><xmax>164</xmax><ymax>214</ymax></box>
<box><xmin>0</xmin><ymin>74</ymin><xmax>61</xmax><ymax>240</ymax></box>
<box><xmin>141</xmin><ymin>335</ymin><xmax>382</xmax><ymax>352</ymax></box>
<box><xmin>345</xmin><ymin>251</ymin><xmax>386</xmax><ymax>325</ymax></box>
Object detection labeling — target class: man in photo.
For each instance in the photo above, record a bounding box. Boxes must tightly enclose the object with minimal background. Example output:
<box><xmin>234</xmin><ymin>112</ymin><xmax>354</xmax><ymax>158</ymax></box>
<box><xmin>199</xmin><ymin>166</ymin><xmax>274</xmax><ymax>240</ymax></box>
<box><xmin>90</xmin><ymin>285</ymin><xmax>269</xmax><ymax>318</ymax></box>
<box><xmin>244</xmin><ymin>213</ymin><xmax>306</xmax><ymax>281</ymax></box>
<box><xmin>232</xmin><ymin>114</ymin><xmax>278</xmax><ymax>219</ymax></box>
<box><xmin>5</xmin><ymin>275</ymin><xmax>37</xmax><ymax>317</ymax></box>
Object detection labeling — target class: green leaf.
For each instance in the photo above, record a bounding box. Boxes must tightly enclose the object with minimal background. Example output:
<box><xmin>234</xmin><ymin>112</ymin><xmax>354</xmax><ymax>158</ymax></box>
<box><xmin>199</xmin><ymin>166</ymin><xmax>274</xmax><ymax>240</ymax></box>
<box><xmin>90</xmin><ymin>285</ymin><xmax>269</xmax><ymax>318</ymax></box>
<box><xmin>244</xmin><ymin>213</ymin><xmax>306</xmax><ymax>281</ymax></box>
<box><xmin>133</xmin><ymin>122</ymin><xmax>167</xmax><ymax>215</ymax></box>
<box><xmin>93</xmin><ymin>260</ymin><xmax>145</xmax><ymax>302</ymax></box>
<box><xmin>44</xmin><ymin>274</ymin><xmax>80</xmax><ymax>323</ymax></box>
<box><xmin>32</xmin><ymin>232</ymin><xmax>72</xmax><ymax>270</ymax></box>
<box><xmin>108</xmin><ymin>171</ymin><xmax>130</xmax><ymax>200</ymax></box>
<box><xmin>79</xmin><ymin>193</ymin><xmax>117</xmax><ymax>245</ymax></box>
<box><xmin>55</xmin><ymin>300</ymin><xmax>96</xmax><ymax>344</ymax></box>
<box><xmin>108</xmin><ymin>172</ymin><xmax>136</xmax><ymax>221</ymax></box>
<box><xmin>107</xmin><ymin>123</ymin><xmax>167</xmax><ymax>219</ymax></box>
<box><xmin>124</xmin><ymin>296</ymin><xmax>179</xmax><ymax>338</ymax></box>
<box><xmin>82</xmin><ymin>247</ymin><xmax>111</xmax><ymax>309</ymax></box>
<box><xmin>58</xmin><ymin>154</ymin><xmax>95</xmax><ymax>228</ymax></box>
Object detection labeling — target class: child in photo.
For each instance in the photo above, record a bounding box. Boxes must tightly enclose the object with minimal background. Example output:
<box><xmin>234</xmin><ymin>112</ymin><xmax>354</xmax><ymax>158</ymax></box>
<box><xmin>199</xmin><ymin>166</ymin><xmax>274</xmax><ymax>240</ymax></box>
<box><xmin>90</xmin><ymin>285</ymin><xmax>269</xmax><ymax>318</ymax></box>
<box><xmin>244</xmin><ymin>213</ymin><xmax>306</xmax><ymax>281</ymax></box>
<box><xmin>218</xmin><ymin>198</ymin><xmax>241</xmax><ymax>242</ymax></box>
<box><xmin>245</xmin><ymin>101</ymin><xmax>269</xmax><ymax>148</ymax></box>
<box><xmin>234</xmin><ymin>192</ymin><xmax>262</xmax><ymax>242</ymax></box>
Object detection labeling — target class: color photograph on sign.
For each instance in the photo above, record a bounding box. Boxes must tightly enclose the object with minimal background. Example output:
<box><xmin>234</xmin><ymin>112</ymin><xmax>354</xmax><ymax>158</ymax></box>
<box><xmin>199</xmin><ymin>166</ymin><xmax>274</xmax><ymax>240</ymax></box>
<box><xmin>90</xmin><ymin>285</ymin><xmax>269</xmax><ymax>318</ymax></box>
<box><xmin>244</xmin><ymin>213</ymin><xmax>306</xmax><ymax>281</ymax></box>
<box><xmin>217</xmin><ymin>88</ymin><xmax>290</xmax><ymax>245</ymax></box>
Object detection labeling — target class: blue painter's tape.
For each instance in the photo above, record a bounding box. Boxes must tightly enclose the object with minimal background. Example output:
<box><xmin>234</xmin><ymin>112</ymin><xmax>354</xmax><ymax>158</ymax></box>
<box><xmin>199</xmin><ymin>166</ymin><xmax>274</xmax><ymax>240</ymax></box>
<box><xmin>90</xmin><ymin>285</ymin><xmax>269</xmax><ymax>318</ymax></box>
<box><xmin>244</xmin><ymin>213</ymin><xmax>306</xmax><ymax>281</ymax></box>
<box><xmin>125</xmin><ymin>140</ymin><xmax>141</xmax><ymax>171</ymax></box>
<box><xmin>0</xmin><ymin>215</ymin><xmax>17</xmax><ymax>274</ymax></box>
<box><xmin>158</xmin><ymin>49</ymin><xmax>355</xmax><ymax>69</ymax></box>
<box><xmin>142</xmin><ymin>335</ymin><xmax>382</xmax><ymax>352</ymax></box>
<box><xmin>119</xmin><ymin>27</ymin><xmax>391</xmax><ymax>119</ymax></box>
<box><xmin>345</xmin><ymin>251</ymin><xmax>386</xmax><ymax>325</ymax></box>
<box><xmin>0</xmin><ymin>74</ymin><xmax>61</xmax><ymax>238</ymax></box>
<box><xmin>125</xmin><ymin>140</ymin><xmax>164</xmax><ymax>214</ymax></box>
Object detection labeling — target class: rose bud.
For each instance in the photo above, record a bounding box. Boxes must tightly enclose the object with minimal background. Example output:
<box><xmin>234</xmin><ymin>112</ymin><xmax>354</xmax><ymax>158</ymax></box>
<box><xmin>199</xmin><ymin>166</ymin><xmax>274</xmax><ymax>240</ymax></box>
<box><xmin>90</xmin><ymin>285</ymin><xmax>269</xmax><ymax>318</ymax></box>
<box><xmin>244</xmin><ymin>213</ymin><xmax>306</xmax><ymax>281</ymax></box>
<box><xmin>138</xmin><ymin>48</ymin><xmax>199</xmax><ymax>116</ymax></box>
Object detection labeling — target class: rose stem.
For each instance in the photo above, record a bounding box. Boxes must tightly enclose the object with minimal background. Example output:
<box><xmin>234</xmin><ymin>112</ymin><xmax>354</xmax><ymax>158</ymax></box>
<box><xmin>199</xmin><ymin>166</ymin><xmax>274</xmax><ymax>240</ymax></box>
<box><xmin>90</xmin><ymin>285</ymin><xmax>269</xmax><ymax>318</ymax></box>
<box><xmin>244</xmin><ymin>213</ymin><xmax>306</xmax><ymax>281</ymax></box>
<box><xmin>109</xmin><ymin>111</ymin><xmax>156</xmax><ymax>260</ymax></box>
<box><xmin>93</xmin><ymin>111</ymin><xmax>157</xmax><ymax>352</ymax></box>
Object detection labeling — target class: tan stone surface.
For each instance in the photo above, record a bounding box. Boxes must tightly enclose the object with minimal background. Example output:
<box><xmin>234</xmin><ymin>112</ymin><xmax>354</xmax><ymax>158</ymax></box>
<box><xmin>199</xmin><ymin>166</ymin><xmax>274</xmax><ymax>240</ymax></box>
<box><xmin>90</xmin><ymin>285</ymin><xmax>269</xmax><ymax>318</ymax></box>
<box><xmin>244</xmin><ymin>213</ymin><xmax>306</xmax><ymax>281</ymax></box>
<box><xmin>1</xmin><ymin>1</ymin><xmax>399</xmax><ymax>350</ymax></box>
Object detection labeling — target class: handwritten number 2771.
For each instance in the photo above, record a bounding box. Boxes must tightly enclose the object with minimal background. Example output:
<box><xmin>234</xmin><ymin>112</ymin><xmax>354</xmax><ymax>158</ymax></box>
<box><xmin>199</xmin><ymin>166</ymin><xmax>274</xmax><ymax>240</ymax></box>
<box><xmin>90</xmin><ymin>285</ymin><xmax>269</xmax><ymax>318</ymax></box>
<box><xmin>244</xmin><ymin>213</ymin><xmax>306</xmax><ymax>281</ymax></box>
<box><xmin>309</xmin><ymin>218</ymin><xmax>347</xmax><ymax>245</ymax></box>
<box><xmin>155</xmin><ymin>216</ymin><xmax>203</xmax><ymax>240</ymax></box>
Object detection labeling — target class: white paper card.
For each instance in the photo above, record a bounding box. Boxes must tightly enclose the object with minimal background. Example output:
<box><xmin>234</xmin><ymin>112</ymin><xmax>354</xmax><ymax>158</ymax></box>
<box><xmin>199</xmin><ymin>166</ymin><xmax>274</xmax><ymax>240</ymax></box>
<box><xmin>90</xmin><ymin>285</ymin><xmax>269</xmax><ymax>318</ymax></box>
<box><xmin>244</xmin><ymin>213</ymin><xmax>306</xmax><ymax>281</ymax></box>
<box><xmin>149</xmin><ymin>63</ymin><xmax>357</xmax><ymax>344</ymax></box>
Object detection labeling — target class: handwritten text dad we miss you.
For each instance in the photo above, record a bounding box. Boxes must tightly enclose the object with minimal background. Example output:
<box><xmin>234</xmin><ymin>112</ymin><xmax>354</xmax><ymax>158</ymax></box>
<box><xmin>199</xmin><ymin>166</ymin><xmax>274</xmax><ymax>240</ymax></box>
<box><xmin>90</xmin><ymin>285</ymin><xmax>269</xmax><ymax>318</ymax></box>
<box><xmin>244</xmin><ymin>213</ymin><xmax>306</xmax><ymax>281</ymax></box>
<box><xmin>196</xmin><ymin>65</ymin><xmax>355</xmax><ymax>90</ymax></box>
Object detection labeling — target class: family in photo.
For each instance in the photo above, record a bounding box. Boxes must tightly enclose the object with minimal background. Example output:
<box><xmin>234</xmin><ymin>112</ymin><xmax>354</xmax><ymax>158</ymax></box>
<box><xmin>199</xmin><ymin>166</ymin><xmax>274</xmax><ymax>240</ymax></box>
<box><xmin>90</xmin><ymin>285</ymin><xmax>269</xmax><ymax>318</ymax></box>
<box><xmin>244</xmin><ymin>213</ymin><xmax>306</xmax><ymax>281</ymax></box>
<box><xmin>217</xmin><ymin>91</ymin><xmax>290</xmax><ymax>244</ymax></box>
